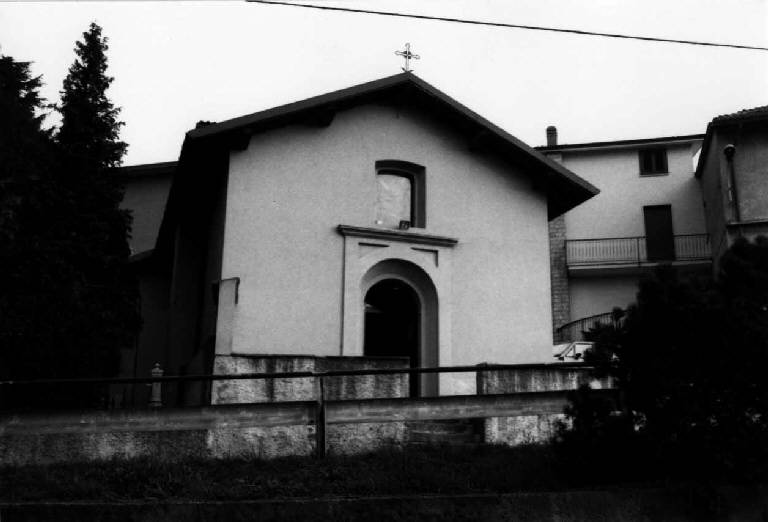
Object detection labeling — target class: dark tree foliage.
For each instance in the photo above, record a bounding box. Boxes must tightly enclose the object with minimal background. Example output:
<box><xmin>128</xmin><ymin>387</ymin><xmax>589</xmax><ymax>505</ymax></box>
<box><xmin>0</xmin><ymin>56</ymin><xmax>55</xmax><ymax>244</ymax></box>
<box><xmin>57</xmin><ymin>23</ymin><xmax>126</xmax><ymax>170</ymax></box>
<box><xmin>0</xmin><ymin>24</ymin><xmax>139</xmax><ymax>409</ymax></box>
<box><xmin>559</xmin><ymin>237</ymin><xmax>768</xmax><ymax>482</ymax></box>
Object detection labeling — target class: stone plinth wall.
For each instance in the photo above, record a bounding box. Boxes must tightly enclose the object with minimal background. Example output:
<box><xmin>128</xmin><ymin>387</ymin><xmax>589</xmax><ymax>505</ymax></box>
<box><xmin>211</xmin><ymin>355</ymin><xmax>410</xmax><ymax>403</ymax></box>
<box><xmin>211</xmin><ymin>356</ymin><xmax>317</xmax><ymax>404</ymax></box>
<box><xmin>210</xmin><ymin>354</ymin><xmax>410</xmax><ymax>457</ymax></box>
<box><xmin>477</xmin><ymin>366</ymin><xmax>613</xmax><ymax>445</ymax></box>
<box><xmin>318</xmin><ymin>356</ymin><xmax>410</xmax><ymax>401</ymax></box>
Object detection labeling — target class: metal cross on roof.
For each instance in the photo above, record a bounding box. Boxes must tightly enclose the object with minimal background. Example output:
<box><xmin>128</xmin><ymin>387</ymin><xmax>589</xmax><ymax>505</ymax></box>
<box><xmin>395</xmin><ymin>43</ymin><xmax>420</xmax><ymax>73</ymax></box>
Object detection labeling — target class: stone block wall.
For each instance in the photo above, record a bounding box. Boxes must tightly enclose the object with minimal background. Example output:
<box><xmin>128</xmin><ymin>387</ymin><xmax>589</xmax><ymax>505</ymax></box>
<box><xmin>211</xmin><ymin>355</ymin><xmax>410</xmax><ymax>404</ymax></box>
<box><xmin>210</xmin><ymin>354</ymin><xmax>410</xmax><ymax>456</ymax></box>
<box><xmin>549</xmin><ymin>215</ymin><xmax>571</xmax><ymax>340</ymax></box>
<box><xmin>477</xmin><ymin>366</ymin><xmax>612</xmax><ymax>446</ymax></box>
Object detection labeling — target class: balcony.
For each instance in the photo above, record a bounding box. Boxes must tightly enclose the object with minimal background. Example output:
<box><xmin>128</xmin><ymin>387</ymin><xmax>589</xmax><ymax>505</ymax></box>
<box><xmin>566</xmin><ymin>234</ymin><xmax>711</xmax><ymax>274</ymax></box>
<box><xmin>555</xmin><ymin>310</ymin><xmax>625</xmax><ymax>343</ymax></box>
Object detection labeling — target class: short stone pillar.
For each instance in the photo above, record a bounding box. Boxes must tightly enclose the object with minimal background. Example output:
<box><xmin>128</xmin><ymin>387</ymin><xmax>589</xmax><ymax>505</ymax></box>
<box><xmin>149</xmin><ymin>363</ymin><xmax>163</xmax><ymax>408</ymax></box>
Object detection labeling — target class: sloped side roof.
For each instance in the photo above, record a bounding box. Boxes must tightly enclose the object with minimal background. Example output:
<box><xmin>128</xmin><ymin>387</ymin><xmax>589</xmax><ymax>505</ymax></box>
<box><xmin>117</xmin><ymin>161</ymin><xmax>177</xmax><ymax>179</ymax></box>
<box><xmin>695</xmin><ymin>104</ymin><xmax>768</xmax><ymax>178</ymax></box>
<box><xmin>537</xmin><ymin>134</ymin><xmax>704</xmax><ymax>153</ymax></box>
<box><xmin>711</xmin><ymin>105</ymin><xmax>768</xmax><ymax>125</ymax></box>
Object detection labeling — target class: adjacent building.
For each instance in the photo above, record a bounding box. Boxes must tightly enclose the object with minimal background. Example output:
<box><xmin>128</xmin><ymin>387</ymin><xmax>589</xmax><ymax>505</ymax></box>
<box><xmin>695</xmin><ymin>106</ymin><xmax>768</xmax><ymax>270</ymax></box>
<box><xmin>538</xmin><ymin>129</ymin><xmax>711</xmax><ymax>340</ymax></box>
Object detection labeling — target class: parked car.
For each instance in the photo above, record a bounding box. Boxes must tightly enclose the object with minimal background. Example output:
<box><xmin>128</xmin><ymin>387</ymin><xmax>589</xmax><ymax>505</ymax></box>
<box><xmin>552</xmin><ymin>341</ymin><xmax>594</xmax><ymax>362</ymax></box>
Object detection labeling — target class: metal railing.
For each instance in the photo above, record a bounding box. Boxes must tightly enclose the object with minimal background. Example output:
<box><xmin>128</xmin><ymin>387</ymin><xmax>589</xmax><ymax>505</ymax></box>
<box><xmin>555</xmin><ymin>310</ymin><xmax>625</xmax><ymax>343</ymax></box>
<box><xmin>566</xmin><ymin>234</ymin><xmax>710</xmax><ymax>267</ymax></box>
<box><xmin>0</xmin><ymin>362</ymin><xmax>614</xmax><ymax>458</ymax></box>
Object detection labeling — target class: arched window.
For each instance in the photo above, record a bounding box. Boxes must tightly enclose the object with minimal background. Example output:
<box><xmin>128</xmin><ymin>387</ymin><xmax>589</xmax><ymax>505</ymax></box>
<box><xmin>374</xmin><ymin>160</ymin><xmax>426</xmax><ymax>229</ymax></box>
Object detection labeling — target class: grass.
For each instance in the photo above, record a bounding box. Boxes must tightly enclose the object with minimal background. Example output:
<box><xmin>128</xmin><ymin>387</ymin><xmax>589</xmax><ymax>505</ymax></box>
<box><xmin>0</xmin><ymin>444</ymin><xmax>579</xmax><ymax>502</ymax></box>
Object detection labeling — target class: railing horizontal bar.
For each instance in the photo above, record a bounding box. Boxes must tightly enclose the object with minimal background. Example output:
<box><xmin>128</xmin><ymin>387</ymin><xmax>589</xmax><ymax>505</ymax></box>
<box><xmin>0</xmin><ymin>363</ymin><xmax>587</xmax><ymax>388</ymax></box>
<box><xmin>566</xmin><ymin>234</ymin><xmax>710</xmax><ymax>266</ymax></box>
<box><xmin>0</xmin><ymin>401</ymin><xmax>316</xmax><ymax>435</ymax></box>
<box><xmin>568</xmin><ymin>258</ymin><xmax>710</xmax><ymax>266</ymax></box>
<box><xmin>327</xmin><ymin>390</ymin><xmax>617</xmax><ymax>424</ymax></box>
<box><xmin>567</xmin><ymin>233</ymin><xmax>708</xmax><ymax>243</ymax></box>
<box><xmin>0</xmin><ymin>390</ymin><xmax>618</xmax><ymax>435</ymax></box>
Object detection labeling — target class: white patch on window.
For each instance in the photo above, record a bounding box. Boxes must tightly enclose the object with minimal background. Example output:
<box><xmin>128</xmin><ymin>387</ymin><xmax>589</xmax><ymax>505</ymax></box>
<box><xmin>376</xmin><ymin>174</ymin><xmax>411</xmax><ymax>228</ymax></box>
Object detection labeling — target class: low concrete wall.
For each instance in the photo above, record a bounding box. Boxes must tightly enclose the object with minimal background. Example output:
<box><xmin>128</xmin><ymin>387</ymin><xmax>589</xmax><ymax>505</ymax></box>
<box><xmin>210</xmin><ymin>354</ymin><xmax>411</xmax><ymax>457</ymax></box>
<box><xmin>0</xmin><ymin>362</ymin><xmax>613</xmax><ymax>464</ymax></box>
<box><xmin>477</xmin><ymin>365</ymin><xmax>612</xmax><ymax>445</ymax></box>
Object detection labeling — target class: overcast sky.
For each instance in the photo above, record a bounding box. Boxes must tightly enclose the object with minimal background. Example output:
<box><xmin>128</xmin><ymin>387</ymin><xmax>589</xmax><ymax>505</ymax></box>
<box><xmin>2</xmin><ymin>0</ymin><xmax>767</xmax><ymax>165</ymax></box>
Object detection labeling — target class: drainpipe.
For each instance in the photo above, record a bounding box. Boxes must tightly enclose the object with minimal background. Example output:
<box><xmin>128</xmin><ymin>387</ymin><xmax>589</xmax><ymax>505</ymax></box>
<box><xmin>723</xmin><ymin>144</ymin><xmax>741</xmax><ymax>225</ymax></box>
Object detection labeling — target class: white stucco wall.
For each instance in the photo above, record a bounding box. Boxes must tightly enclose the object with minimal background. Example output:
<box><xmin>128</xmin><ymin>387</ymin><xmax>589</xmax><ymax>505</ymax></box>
<box><xmin>219</xmin><ymin>103</ymin><xmax>554</xmax><ymax>368</ymax></box>
<box><xmin>560</xmin><ymin>142</ymin><xmax>706</xmax><ymax>239</ymax></box>
<box><xmin>569</xmin><ymin>276</ymin><xmax>638</xmax><ymax>321</ymax></box>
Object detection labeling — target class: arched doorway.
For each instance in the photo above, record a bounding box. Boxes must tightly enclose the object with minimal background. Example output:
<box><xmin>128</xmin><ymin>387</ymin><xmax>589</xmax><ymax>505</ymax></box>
<box><xmin>364</xmin><ymin>279</ymin><xmax>421</xmax><ymax>396</ymax></box>
<box><xmin>361</xmin><ymin>259</ymin><xmax>439</xmax><ymax>396</ymax></box>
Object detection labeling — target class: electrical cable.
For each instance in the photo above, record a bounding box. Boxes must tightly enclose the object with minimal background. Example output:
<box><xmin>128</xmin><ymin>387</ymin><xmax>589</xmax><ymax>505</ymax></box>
<box><xmin>248</xmin><ymin>0</ymin><xmax>768</xmax><ymax>52</ymax></box>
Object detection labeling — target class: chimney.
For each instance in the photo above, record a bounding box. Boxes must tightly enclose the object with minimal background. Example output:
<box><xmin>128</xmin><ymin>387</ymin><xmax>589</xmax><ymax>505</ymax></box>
<box><xmin>546</xmin><ymin>126</ymin><xmax>558</xmax><ymax>147</ymax></box>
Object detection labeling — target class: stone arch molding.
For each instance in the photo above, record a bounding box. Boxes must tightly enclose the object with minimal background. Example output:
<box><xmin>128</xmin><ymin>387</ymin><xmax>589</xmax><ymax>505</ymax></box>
<box><xmin>338</xmin><ymin>225</ymin><xmax>457</xmax><ymax>392</ymax></box>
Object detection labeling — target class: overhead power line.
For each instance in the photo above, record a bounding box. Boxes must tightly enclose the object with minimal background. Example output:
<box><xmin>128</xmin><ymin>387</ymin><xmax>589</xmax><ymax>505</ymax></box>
<box><xmin>248</xmin><ymin>0</ymin><xmax>768</xmax><ymax>52</ymax></box>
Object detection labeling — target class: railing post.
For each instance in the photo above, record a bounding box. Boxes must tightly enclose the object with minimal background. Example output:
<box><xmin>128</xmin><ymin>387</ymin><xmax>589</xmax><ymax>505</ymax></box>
<box><xmin>149</xmin><ymin>363</ymin><xmax>163</xmax><ymax>408</ymax></box>
<box><xmin>314</xmin><ymin>375</ymin><xmax>326</xmax><ymax>458</ymax></box>
<box><xmin>475</xmin><ymin>363</ymin><xmax>489</xmax><ymax>396</ymax></box>
<box><xmin>636</xmin><ymin>237</ymin><xmax>641</xmax><ymax>266</ymax></box>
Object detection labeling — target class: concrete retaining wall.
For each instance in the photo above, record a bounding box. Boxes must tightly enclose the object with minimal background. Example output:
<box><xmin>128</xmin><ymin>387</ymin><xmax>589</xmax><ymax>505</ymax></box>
<box><xmin>0</xmin><ymin>361</ymin><xmax>614</xmax><ymax>465</ymax></box>
<box><xmin>477</xmin><ymin>365</ymin><xmax>612</xmax><ymax>445</ymax></box>
<box><xmin>210</xmin><ymin>354</ymin><xmax>410</xmax><ymax>457</ymax></box>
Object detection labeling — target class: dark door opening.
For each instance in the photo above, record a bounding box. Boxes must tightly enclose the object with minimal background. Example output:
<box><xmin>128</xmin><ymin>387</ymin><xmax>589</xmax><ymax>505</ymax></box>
<box><xmin>644</xmin><ymin>205</ymin><xmax>675</xmax><ymax>262</ymax></box>
<box><xmin>364</xmin><ymin>279</ymin><xmax>420</xmax><ymax>397</ymax></box>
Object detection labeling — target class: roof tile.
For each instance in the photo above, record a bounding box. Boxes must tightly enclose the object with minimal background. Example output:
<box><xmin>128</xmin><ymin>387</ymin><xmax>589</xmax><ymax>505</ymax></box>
<box><xmin>712</xmin><ymin>105</ymin><xmax>768</xmax><ymax>124</ymax></box>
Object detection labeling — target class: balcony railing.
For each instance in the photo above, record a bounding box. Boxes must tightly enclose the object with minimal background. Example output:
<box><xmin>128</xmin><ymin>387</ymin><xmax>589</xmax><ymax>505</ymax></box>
<box><xmin>555</xmin><ymin>310</ymin><xmax>625</xmax><ymax>343</ymax></box>
<box><xmin>566</xmin><ymin>234</ymin><xmax>711</xmax><ymax>267</ymax></box>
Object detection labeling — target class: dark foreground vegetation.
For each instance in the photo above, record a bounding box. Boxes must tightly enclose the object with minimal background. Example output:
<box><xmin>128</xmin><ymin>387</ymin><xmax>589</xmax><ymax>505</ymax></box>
<box><xmin>563</xmin><ymin>236</ymin><xmax>768</xmax><ymax>486</ymax></box>
<box><xmin>0</xmin><ymin>443</ymin><xmax>730</xmax><ymax>503</ymax></box>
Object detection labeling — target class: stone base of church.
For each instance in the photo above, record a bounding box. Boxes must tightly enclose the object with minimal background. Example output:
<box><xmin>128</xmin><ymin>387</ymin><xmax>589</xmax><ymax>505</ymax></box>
<box><xmin>210</xmin><ymin>354</ymin><xmax>411</xmax><ymax>404</ymax></box>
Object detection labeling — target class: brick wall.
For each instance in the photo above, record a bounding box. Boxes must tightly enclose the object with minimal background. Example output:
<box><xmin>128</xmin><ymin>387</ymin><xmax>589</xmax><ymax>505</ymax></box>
<box><xmin>548</xmin><ymin>215</ymin><xmax>570</xmax><ymax>339</ymax></box>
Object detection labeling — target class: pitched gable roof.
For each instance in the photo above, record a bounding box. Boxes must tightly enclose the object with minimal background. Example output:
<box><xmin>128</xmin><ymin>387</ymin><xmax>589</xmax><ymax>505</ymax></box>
<box><xmin>695</xmin><ymin>104</ymin><xmax>768</xmax><ymax>178</ymax></box>
<box><xmin>182</xmin><ymin>73</ymin><xmax>597</xmax><ymax>215</ymax></box>
<box><xmin>156</xmin><ymin>73</ymin><xmax>598</xmax><ymax>260</ymax></box>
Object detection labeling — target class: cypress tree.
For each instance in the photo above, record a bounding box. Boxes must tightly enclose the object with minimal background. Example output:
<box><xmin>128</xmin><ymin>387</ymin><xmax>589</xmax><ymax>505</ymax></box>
<box><xmin>51</xmin><ymin>22</ymin><xmax>139</xmax><ymax>397</ymax></box>
<box><xmin>0</xmin><ymin>24</ymin><xmax>139</xmax><ymax>409</ymax></box>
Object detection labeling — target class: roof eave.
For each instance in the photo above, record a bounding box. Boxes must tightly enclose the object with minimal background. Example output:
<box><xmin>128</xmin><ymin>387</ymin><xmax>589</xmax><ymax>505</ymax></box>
<box><xmin>537</xmin><ymin>134</ymin><xmax>705</xmax><ymax>154</ymax></box>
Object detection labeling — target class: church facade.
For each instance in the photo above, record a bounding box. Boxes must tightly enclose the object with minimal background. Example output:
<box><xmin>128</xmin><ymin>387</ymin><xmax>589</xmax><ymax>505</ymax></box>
<box><xmin>126</xmin><ymin>73</ymin><xmax>597</xmax><ymax>402</ymax></box>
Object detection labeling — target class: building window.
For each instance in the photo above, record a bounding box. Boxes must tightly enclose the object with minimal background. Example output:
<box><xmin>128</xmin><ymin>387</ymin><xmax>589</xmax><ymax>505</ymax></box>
<box><xmin>639</xmin><ymin>147</ymin><xmax>668</xmax><ymax>175</ymax></box>
<box><xmin>374</xmin><ymin>160</ymin><xmax>426</xmax><ymax>228</ymax></box>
